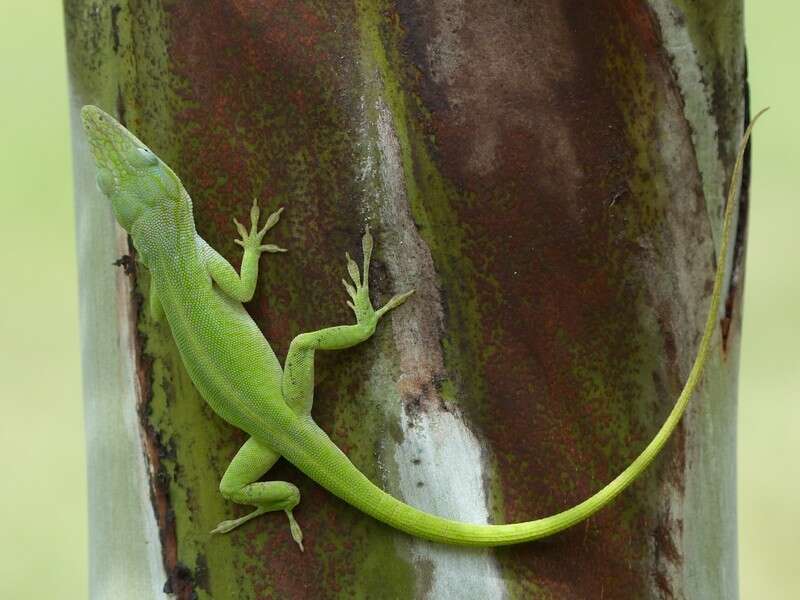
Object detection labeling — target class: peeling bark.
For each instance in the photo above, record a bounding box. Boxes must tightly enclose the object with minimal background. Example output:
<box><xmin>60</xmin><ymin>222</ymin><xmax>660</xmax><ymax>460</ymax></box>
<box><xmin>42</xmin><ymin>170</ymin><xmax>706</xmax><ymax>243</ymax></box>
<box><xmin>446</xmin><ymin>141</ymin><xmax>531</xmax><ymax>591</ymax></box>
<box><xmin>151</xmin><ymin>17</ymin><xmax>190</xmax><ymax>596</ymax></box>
<box><xmin>66</xmin><ymin>1</ymin><xmax>746</xmax><ymax>598</ymax></box>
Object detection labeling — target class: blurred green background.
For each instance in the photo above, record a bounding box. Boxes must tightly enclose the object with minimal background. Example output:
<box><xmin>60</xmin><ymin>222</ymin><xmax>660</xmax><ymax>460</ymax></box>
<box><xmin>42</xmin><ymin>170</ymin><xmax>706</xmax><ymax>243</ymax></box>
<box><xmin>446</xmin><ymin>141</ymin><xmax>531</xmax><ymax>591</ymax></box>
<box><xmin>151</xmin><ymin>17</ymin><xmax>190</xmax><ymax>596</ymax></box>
<box><xmin>0</xmin><ymin>3</ymin><xmax>796</xmax><ymax>598</ymax></box>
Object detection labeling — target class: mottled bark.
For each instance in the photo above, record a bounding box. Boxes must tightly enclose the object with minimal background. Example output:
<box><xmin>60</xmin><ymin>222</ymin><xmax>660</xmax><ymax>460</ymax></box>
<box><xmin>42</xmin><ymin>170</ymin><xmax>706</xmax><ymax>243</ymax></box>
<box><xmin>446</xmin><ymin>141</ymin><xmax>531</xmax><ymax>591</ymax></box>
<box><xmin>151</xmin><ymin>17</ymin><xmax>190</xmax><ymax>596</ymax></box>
<box><xmin>65</xmin><ymin>1</ymin><xmax>747</xmax><ymax>598</ymax></box>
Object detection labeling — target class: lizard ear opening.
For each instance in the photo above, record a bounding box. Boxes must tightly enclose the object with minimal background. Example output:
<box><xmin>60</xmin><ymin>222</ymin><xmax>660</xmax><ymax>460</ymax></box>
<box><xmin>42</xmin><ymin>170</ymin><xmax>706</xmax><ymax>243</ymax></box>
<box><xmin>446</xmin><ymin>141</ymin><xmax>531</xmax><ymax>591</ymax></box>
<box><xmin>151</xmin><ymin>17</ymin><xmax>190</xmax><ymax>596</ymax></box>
<box><xmin>96</xmin><ymin>168</ymin><xmax>116</xmax><ymax>195</ymax></box>
<box><xmin>110</xmin><ymin>193</ymin><xmax>143</xmax><ymax>231</ymax></box>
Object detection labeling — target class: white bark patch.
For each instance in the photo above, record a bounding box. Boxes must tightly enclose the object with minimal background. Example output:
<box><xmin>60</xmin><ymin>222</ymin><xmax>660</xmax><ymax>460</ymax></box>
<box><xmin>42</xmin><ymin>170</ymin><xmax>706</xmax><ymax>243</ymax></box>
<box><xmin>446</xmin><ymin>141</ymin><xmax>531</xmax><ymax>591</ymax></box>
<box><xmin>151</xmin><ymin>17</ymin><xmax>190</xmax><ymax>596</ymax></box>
<box><xmin>395</xmin><ymin>408</ymin><xmax>506</xmax><ymax>600</ymax></box>
<box><xmin>649</xmin><ymin>0</ymin><xmax>743</xmax><ymax>257</ymax></box>
<box><xmin>71</xmin><ymin>100</ymin><xmax>167</xmax><ymax>599</ymax></box>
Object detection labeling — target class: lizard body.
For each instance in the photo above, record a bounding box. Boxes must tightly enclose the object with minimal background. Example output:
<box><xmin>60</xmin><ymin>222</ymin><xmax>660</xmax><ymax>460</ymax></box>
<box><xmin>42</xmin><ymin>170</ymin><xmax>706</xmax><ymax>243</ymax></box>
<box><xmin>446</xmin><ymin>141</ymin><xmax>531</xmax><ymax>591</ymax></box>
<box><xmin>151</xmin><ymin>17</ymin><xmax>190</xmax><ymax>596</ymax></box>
<box><xmin>80</xmin><ymin>104</ymin><xmax>763</xmax><ymax>549</ymax></box>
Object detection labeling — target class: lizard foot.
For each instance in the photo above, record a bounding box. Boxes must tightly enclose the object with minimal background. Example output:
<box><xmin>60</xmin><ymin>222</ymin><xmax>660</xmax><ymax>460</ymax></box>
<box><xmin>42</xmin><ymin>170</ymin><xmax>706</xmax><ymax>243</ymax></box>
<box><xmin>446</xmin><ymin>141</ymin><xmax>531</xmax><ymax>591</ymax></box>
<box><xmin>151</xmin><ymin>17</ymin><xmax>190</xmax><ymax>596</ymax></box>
<box><xmin>210</xmin><ymin>507</ymin><xmax>267</xmax><ymax>535</ymax></box>
<box><xmin>341</xmin><ymin>227</ymin><xmax>414</xmax><ymax>325</ymax></box>
<box><xmin>210</xmin><ymin>509</ymin><xmax>304</xmax><ymax>551</ymax></box>
<box><xmin>233</xmin><ymin>199</ymin><xmax>287</xmax><ymax>253</ymax></box>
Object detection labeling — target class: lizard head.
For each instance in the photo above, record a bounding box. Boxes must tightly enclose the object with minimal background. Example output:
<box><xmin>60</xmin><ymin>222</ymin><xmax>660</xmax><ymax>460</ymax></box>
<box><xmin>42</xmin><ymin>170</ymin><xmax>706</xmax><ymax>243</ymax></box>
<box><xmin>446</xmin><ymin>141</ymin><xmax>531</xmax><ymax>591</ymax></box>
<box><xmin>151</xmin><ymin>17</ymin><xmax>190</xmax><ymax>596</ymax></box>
<box><xmin>80</xmin><ymin>105</ymin><xmax>184</xmax><ymax>233</ymax></box>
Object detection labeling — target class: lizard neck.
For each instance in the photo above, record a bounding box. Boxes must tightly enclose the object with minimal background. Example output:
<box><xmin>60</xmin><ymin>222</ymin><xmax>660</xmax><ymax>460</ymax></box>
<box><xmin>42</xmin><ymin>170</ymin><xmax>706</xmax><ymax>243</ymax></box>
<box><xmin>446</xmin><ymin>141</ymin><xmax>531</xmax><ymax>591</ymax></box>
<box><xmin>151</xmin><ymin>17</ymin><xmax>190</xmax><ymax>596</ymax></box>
<box><xmin>147</xmin><ymin>229</ymin><xmax>204</xmax><ymax>285</ymax></box>
<box><xmin>132</xmin><ymin>191</ymin><xmax>200</xmax><ymax>276</ymax></box>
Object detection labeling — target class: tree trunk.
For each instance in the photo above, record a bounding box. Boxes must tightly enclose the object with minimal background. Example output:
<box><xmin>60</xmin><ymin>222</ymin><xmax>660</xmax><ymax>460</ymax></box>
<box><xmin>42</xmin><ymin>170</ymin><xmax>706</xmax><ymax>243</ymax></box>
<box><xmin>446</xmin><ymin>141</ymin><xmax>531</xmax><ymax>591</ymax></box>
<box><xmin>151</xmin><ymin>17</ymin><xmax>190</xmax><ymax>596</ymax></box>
<box><xmin>65</xmin><ymin>1</ymin><xmax>747</xmax><ymax>598</ymax></box>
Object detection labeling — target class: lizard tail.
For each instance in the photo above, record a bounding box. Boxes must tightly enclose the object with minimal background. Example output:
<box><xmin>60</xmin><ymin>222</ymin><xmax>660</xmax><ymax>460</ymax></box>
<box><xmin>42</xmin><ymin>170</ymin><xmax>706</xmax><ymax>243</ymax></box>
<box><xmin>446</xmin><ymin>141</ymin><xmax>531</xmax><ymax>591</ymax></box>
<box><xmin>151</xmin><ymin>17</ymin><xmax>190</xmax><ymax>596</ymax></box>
<box><xmin>284</xmin><ymin>110</ymin><xmax>764</xmax><ymax>547</ymax></box>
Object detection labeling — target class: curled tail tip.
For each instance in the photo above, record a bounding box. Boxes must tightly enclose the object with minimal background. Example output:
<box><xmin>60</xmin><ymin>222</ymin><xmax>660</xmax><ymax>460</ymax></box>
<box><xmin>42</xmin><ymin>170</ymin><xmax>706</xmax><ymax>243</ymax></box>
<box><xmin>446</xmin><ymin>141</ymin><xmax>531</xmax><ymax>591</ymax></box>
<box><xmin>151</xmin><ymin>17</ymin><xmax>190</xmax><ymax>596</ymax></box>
<box><xmin>744</xmin><ymin>107</ymin><xmax>769</xmax><ymax>139</ymax></box>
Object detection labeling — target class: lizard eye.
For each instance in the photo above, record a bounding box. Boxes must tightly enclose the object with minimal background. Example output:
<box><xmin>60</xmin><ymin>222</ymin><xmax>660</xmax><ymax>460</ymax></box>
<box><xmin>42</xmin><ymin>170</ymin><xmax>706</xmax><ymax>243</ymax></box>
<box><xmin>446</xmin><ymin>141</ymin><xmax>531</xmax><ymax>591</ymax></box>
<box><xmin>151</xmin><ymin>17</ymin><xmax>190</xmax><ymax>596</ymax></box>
<box><xmin>126</xmin><ymin>145</ymin><xmax>159</xmax><ymax>167</ymax></box>
<box><xmin>136</xmin><ymin>147</ymin><xmax>158</xmax><ymax>166</ymax></box>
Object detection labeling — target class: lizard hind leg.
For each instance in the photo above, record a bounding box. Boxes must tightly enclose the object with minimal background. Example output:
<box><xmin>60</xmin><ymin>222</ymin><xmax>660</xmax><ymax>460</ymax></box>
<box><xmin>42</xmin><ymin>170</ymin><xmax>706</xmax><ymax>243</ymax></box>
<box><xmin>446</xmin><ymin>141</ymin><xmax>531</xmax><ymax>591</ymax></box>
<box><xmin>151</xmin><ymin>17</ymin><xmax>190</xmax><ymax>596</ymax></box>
<box><xmin>211</xmin><ymin>436</ymin><xmax>304</xmax><ymax>551</ymax></box>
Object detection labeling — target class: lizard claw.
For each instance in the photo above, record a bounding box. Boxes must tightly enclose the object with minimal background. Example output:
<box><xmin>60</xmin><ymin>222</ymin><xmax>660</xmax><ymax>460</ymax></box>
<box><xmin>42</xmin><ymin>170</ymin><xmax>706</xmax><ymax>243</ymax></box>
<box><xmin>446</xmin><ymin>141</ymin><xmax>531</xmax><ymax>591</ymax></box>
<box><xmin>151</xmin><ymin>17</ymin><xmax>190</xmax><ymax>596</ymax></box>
<box><xmin>210</xmin><ymin>519</ymin><xmax>238</xmax><ymax>535</ymax></box>
<box><xmin>285</xmin><ymin>509</ymin><xmax>304</xmax><ymax>552</ymax></box>
<box><xmin>376</xmin><ymin>289</ymin><xmax>415</xmax><ymax>318</ymax></box>
<box><xmin>260</xmin><ymin>244</ymin><xmax>287</xmax><ymax>253</ymax></box>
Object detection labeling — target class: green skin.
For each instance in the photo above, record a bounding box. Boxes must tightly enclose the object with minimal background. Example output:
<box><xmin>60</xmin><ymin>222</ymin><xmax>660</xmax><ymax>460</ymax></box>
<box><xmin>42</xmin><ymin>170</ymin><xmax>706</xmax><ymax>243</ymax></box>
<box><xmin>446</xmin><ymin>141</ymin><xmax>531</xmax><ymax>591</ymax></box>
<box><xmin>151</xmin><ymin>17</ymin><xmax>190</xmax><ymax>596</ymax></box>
<box><xmin>80</xmin><ymin>104</ymin><xmax>763</xmax><ymax>550</ymax></box>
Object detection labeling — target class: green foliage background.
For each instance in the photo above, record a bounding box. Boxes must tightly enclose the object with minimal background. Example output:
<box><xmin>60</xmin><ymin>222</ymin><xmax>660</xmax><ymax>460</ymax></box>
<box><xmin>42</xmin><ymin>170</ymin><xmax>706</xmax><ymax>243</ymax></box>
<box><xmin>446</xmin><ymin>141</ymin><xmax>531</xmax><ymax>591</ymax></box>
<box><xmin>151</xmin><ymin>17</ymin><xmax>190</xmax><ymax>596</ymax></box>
<box><xmin>0</xmin><ymin>3</ymin><xmax>795</xmax><ymax>598</ymax></box>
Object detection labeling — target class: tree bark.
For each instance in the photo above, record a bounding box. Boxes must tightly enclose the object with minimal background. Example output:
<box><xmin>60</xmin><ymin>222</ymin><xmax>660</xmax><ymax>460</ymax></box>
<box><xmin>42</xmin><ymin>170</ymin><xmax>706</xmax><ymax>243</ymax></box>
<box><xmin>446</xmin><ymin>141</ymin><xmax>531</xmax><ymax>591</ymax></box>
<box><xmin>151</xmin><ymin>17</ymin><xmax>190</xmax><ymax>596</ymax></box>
<box><xmin>65</xmin><ymin>1</ymin><xmax>747</xmax><ymax>598</ymax></box>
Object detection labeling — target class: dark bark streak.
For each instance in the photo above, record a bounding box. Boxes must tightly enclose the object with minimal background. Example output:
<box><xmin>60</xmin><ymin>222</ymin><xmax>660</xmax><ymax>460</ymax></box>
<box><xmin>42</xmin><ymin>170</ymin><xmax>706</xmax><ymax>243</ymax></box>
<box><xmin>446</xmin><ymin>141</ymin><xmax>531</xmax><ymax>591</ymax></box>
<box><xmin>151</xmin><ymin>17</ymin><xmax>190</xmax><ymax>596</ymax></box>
<box><xmin>129</xmin><ymin>252</ymin><xmax>197</xmax><ymax>600</ymax></box>
<box><xmin>110</xmin><ymin>4</ymin><xmax>122</xmax><ymax>53</ymax></box>
<box><xmin>115</xmin><ymin>85</ymin><xmax>127</xmax><ymax>129</ymax></box>
<box><xmin>112</xmin><ymin>253</ymin><xmax>135</xmax><ymax>275</ymax></box>
<box><xmin>722</xmin><ymin>65</ymin><xmax>752</xmax><ymax>355</ymax></box>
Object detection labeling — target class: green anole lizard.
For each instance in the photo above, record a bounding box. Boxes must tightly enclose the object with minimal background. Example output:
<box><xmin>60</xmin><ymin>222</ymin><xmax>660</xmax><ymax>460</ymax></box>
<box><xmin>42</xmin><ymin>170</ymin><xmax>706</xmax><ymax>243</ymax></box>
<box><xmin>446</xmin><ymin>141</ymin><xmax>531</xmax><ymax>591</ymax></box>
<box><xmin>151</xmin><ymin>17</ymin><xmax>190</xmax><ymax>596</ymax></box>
<box><xmin>80</xmin><ymin>104</ymin><xmax>765</xmax><ymax>550</ymax></box>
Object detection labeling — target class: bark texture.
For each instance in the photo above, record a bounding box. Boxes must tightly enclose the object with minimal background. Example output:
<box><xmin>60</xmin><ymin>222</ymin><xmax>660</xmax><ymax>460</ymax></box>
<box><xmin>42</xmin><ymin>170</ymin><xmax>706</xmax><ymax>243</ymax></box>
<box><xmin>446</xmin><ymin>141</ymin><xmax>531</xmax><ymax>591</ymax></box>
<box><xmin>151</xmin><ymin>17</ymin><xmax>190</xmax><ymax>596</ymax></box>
<box><xmin>65</xmin><ymin>1</ymin><xmax>747</xmax><ymax>598</ymax></box>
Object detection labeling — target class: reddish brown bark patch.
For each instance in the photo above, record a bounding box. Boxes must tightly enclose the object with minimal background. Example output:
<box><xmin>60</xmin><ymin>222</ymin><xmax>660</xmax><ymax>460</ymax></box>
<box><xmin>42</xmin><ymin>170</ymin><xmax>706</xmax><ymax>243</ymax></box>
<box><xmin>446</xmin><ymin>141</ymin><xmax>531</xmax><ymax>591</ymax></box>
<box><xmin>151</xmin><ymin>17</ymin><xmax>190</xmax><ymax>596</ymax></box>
<box><xmin>391</xmin><ymin>1</ymin><xmax>689</xmax><ymax>596</ymax></box>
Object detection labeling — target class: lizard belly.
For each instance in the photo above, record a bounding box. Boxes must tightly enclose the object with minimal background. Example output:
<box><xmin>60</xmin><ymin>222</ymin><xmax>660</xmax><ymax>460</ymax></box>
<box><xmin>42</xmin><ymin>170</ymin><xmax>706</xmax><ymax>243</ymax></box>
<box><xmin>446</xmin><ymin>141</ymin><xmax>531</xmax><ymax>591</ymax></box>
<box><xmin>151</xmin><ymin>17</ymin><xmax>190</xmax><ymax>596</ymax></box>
<box><xmin>162</xmin><ymin>282</ymin><xmax>286</xmax><ymax>434</ymax></box>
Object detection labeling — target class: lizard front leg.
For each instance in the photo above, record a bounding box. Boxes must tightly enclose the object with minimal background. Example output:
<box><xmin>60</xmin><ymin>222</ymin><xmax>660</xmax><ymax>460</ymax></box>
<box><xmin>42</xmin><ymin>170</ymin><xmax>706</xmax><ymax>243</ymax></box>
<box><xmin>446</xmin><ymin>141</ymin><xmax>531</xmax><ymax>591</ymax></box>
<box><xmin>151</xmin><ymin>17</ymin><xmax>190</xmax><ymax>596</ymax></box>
<box><xmin>282</xmin><ymin>228</ymin><xmax>413</xmax><ymax>415</ymax></box>
<box><xmin>211</xmin><ymin>436</ymin><xmax>304</xmax><ymax>550</ymax></box>
<box><xmin>201</xmin><ymin>199</ymin><xmax>286</xmax><ymax>302</ymax></box>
